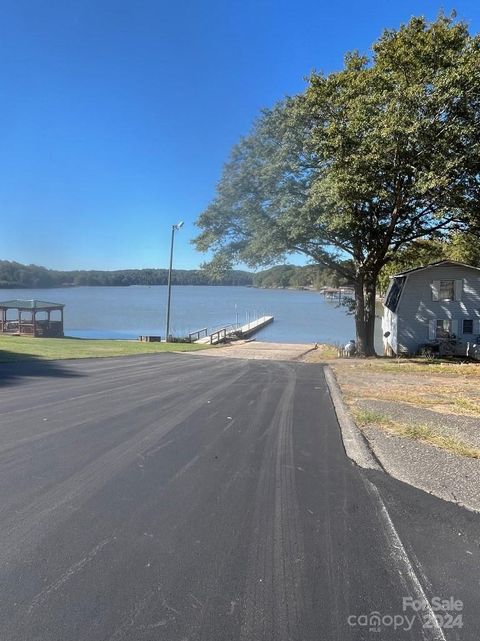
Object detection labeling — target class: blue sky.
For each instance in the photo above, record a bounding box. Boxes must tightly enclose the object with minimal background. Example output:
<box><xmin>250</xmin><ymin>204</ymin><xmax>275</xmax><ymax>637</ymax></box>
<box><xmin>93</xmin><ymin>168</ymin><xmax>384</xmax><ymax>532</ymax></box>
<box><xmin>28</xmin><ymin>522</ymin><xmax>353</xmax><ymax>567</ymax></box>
<box><xmin>1</xmin><ymin>0</ymin><xmax>479</xmax><ymax>271</ymax></box>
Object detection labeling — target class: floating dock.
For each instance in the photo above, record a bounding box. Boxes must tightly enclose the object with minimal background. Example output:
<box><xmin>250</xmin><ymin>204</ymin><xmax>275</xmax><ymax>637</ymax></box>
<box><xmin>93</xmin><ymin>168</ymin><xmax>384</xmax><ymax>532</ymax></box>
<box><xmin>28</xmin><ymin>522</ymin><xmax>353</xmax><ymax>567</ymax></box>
<box><xmin>195</xmin><ymin>315</ymin><xmax>274</xmax><ymax>345</ymax></box>
<box><xmin>237</xmin><ymin>315</ymin><xmax>274</xmax><ymax>338</ymax></box>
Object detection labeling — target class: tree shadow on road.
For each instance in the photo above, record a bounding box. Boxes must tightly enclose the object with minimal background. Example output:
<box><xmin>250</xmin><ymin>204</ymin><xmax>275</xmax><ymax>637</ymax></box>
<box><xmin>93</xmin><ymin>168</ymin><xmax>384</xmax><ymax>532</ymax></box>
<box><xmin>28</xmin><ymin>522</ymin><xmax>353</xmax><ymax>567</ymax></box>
<box><xmin>0</xmin><ymin>351</ymin><xmax>83</xmax><ymax>387</ymax></box>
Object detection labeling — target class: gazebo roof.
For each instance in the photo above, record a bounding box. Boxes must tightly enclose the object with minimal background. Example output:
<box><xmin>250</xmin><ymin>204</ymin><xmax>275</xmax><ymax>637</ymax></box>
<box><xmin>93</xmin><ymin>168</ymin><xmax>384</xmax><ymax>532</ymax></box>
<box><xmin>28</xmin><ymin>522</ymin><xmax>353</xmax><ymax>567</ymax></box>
<box><xmin>0</xmin><ymin>299</ymin><xmax>65</xmax><ymax>310</ymax></box>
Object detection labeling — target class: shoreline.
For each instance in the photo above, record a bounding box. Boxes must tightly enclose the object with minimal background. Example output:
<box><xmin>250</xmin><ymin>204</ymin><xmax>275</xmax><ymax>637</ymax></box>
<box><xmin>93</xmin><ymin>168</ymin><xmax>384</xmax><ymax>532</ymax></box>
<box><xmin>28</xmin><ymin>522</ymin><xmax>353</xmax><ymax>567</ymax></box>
<box><xmin>0</xmin><ymin>284</ymin><xmax>381</xmax><ymax>346</ymax></box>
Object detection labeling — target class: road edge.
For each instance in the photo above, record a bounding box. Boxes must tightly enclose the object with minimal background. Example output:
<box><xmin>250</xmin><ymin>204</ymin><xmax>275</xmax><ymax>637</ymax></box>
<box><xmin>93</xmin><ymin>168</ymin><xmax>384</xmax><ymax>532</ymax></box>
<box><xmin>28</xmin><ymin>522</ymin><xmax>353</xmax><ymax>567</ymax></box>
<box><xmin>323</xmin><ymin>365</ymin><xmax>382</xmax><ymax>471</ymax></box>
<box><xmin>324</xmin><ymin>364</ymin><xmax>480</xmax><ymax>514</ymax></box>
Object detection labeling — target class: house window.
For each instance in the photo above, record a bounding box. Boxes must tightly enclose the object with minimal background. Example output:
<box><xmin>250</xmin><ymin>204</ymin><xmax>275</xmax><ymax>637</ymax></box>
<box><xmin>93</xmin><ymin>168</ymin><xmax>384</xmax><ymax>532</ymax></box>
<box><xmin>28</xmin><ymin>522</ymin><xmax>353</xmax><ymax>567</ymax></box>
<box><xmin>436</xmin><ymin>319</ymin><xmax>452</xmax><ymax>339</ymax></box>
<box><xmin>385</xmin><ymin>276</ymin><xmax>406</xmax><ymax>312</ymax></box>
<box><xmin>463</xmin><ymin>319</ymin><xmax>474</xmax><ymax>334</ymax></box>
<box><xmin>439</xmin><ymin>280</ymin><xmax>455</xmax><ymax>301</ymax></box>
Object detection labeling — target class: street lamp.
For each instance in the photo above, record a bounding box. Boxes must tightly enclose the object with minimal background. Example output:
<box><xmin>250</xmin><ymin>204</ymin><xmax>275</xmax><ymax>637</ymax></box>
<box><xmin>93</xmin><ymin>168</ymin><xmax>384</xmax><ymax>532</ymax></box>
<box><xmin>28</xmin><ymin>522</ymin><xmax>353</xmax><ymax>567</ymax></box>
<box><xmin>165</xmin><ymin>221</ymin><xmax>184</xmax><ymax>342</ymax></box>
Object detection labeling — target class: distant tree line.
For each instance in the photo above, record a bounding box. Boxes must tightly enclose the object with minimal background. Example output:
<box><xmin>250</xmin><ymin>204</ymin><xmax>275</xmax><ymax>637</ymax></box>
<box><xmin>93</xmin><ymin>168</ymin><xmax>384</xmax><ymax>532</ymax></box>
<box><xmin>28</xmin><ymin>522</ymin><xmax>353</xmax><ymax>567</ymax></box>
<box><xmin>0</xmin><ymin>261</ymin><xmax>254</xmax><ymax>289</ymax></box>
<box><xmin>4</xmin><ymin>238</ymin><xmax>478</xmax><ymax>291</ymax></box>
<box><xmin>0</xmin><ymin>259</ymin><xmax>357</xmax><ymax>291</ymax></box>
<box><xmin>252</xmin><ymin>264</ymin><xmax>351</xmax><ymax>289</ymax></box>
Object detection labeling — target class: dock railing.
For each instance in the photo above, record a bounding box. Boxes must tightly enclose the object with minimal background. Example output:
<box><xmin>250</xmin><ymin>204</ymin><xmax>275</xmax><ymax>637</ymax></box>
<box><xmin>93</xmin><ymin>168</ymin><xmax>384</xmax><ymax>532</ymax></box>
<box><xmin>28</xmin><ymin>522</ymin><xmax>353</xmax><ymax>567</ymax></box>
<box><xmin>188</xmin><ymin>327</ymin><xmax>208</xmax><ymax>342</ymax></box>
<box><xmin>209</xmin><ymin>328</ymin><xmax>227</xmax><ymax>344</ymax></box>
<box><xmin>210</xmin><ymin>322</ymin><xmax>241</xmax><ymax>334</ymax></box>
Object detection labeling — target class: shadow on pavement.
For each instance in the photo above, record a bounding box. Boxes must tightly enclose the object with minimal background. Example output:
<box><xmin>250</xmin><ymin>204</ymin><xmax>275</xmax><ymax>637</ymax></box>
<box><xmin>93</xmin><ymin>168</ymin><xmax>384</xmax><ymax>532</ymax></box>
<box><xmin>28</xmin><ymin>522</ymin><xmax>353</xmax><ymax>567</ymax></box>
<box><xmin>0</xmin><ymin>351</ymin><xmax>83</xmax><ymax>387</ymax></box>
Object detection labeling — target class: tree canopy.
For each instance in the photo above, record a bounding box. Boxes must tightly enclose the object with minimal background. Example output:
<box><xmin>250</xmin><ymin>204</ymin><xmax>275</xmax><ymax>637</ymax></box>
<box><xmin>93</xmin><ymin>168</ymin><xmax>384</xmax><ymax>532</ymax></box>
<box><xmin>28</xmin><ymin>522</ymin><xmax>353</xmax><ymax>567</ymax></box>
<box><xmin>252</xmin><ymin>264</ymin><xmax>350</xmax><ymax>290</ymax></box>
<box><xmin>195</xmin><ymin>14</ymin><xmax>480</xmax><ymax>355</ymax></box>
<box><xmin>377</xmin><ymin>235</ymin><xmax>480</xmax><ymax>294</ymax></box>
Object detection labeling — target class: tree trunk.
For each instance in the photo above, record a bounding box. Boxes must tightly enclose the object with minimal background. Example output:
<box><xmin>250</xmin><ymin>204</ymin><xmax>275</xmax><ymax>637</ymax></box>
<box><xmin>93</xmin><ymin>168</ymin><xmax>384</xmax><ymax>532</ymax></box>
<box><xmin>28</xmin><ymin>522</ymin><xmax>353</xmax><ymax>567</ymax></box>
<box><xmin>363</xmin><ymin>277</ymin><xmax>377</xmax><ymax>356</ymax></box>
<box><xmin>354</xmin><ymin>274</ymin><xmax>377</xmax><ymax>357</ymax></box>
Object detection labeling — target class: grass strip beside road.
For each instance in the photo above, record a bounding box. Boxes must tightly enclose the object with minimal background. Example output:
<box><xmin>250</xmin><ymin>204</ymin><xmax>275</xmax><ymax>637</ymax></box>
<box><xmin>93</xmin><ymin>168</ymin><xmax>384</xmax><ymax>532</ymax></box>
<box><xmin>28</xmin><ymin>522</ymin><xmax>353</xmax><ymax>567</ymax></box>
<box><xmin>303</xmin><ymin>348</ymin><xmax>480</xmax><ymax>459</ymax></box>
<box><xmin>306</xmin><ymin>351</ymin><xmax>480</xmax><ymax>417</ymax></box>
<box><xmin>353</xmin><ymin>408</ymin><xmax>480</xmax><ymax>459</ymax></box>
<box><xmin>0</xmin><ymin>336</ymin><xmax>212</xmax><ymax>362</ymax></box>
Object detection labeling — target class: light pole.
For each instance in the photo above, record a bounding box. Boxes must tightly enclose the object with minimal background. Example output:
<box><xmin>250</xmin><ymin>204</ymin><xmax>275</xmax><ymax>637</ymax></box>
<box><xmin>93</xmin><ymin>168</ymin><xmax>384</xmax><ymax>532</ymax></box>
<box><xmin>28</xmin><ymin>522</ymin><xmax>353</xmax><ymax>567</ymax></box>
<box><xmin>165</xmin><ymin>221</ymin><xmax>184</xmax><ymax>342</ymax></box>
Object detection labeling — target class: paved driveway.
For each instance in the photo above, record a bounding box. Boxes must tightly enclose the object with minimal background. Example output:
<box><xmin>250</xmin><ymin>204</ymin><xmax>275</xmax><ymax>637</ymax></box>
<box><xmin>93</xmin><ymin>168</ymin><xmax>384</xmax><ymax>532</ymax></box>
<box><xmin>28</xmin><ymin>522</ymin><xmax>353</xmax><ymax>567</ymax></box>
<box><xmin>0</xmin><ymin>354</ymin><xmax>478</xmax><ymax>640</ymax></box>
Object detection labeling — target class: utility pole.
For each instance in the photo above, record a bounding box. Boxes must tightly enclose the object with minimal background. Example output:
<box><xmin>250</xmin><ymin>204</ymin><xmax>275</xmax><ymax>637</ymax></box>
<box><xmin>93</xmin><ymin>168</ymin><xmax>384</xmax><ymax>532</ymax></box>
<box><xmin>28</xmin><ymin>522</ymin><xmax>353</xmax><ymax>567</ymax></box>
<box><xmin>165</xmin><ymin>221</ymin><xmax>183</xmax><ymax>342</ymax></box>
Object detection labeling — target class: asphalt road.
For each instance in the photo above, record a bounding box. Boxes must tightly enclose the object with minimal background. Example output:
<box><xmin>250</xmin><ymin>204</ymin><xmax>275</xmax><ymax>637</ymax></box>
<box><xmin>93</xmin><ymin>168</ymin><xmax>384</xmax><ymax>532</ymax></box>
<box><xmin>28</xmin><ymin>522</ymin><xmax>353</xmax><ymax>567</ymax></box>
<box><xmin>0</xmin><ymin>354</ymin><xmax>479</xmax><ymax>640</ymax></box>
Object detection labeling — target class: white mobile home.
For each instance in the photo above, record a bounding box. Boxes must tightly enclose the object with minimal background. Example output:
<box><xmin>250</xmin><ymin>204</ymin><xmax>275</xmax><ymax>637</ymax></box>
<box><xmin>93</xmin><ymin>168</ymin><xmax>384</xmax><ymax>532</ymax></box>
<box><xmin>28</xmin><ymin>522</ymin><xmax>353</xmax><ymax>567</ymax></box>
<box><xmin>382</xmin><ymin>261</ymin><xmax>480</xmax><ymax>357</ymax></box>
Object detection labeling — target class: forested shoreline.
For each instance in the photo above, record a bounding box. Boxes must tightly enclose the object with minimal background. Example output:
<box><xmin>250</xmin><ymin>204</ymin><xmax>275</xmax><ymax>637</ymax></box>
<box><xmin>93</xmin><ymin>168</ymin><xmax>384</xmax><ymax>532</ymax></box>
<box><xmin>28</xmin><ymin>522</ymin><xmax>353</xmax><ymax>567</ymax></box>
<box><xmin>0</xmin><ymin>260</ymin><xmax>253</xmax><ymax>289</ymax></box>
<box><xmin>251</xmin><ymin>265</ymin><xmax>349</xmax><ymax>289</ymax></box>
<box><xmin>0</xmin><ymin>259</ymin><xmax>344</xmax><ymax>290</ymax></box>
<box><xmin>3</xmin><ymin>235</ymin><xmax>480</xmax><ymax>292</ymax></box>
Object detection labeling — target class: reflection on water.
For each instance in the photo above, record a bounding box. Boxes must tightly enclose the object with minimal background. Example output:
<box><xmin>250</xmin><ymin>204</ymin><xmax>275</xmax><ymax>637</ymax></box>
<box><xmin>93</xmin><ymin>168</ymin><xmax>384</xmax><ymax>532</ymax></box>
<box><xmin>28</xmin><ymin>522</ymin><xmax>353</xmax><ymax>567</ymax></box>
<box><xmin>0</xmin><ymin>285</ymin><xmax>383</xmax><ymax>348</ymax></box>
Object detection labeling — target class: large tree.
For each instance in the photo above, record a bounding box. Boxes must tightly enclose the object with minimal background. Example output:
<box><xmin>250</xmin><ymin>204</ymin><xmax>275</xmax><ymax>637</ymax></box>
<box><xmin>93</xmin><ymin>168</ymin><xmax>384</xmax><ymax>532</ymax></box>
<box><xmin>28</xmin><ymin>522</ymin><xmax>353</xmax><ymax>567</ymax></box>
<box><xmin>195</xmin><ymin>15</ymin><xmax>480</xmax><ymax>355</ymax></box>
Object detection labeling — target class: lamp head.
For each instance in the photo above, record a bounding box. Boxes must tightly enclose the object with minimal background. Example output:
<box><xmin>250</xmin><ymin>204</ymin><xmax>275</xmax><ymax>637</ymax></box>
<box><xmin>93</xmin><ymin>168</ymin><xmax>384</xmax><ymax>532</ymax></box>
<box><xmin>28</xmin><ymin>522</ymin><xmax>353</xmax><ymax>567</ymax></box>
<box><xmin>174</xmin><ymin>221</ymin><xmax>184</xmax><ymax>230</ymax></box>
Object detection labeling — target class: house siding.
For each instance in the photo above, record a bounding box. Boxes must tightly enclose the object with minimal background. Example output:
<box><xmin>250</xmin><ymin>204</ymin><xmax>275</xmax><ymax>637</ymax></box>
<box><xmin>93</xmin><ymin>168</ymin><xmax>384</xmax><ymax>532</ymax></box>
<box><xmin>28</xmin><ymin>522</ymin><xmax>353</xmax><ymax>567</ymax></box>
<box><xmin>395</xmin><ymin>264</ymin><xmax>480</xmax><ymax>354</ymax></box>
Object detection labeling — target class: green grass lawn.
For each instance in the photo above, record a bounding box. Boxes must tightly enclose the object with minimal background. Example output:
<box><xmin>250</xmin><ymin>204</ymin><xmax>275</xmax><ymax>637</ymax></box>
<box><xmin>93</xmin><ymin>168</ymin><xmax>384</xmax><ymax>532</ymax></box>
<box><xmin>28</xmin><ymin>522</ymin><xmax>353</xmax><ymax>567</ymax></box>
<box><xmin>0</xmin><ymin>335</ymin><xmax>213</xmax><ymax>362</ymax></box>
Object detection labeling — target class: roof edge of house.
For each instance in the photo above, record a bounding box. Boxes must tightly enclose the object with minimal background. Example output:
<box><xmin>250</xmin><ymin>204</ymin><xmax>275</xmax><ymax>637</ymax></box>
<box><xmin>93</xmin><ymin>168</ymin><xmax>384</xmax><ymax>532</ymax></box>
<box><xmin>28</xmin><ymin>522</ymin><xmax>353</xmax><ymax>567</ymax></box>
<box><xmin>391</xmin><ymin>260</ymin><xmax>480</xmax><ymax>278</ymax></box>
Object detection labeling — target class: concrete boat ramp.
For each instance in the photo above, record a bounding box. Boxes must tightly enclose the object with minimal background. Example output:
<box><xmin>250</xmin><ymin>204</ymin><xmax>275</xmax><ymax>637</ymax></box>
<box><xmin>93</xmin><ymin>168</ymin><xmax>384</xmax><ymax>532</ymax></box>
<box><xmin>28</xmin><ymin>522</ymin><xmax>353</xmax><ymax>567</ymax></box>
<box><xmin>193</xmin><ymin>340</ymin><xmax>315</xmax><ymax>360</ymax></box>
<box><xmin>194</xmin><ymin>315</ymin><xmax>274</xmax><ymax>345</ymax></box>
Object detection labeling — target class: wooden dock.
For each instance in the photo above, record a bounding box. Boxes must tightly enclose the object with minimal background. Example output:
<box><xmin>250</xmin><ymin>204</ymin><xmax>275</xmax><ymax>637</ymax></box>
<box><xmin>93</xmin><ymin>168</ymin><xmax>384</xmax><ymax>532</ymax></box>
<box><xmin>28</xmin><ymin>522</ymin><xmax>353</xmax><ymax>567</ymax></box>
<box><xmin>195</xmin><ymin>315</ymin><xmax>274</xmax><ymax>345</ymax></box>
<box><xmin>237</xmin><ymin>315</ymin><xmax>274</xmax><ymax>338</ymax></box>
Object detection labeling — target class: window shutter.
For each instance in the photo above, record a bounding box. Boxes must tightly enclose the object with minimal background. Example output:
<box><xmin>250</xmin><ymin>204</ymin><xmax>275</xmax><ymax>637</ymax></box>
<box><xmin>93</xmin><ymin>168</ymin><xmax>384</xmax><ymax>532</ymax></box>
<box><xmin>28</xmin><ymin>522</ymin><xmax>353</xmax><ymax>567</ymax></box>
<box><xmin>454</xmin><ymin>279</ymin><xmax>463</xmax><ymax>301</ymax></box>
<box><xmin>451</xmin><ymin>320</ymin><xmax>458</xmax><ymax>337</ymax></box>
<box><xmin>429</xmin><ymin>320</ymin><xmax>436</xmax><ymax>340</ymax></box>
<box><xmin>474</xmin><ymin>319</ymin><xmax>480</xmax><ymax>336</ymax></box>
<box><xmin>431</xmin><ymin>281</ymin><xmax>440</xmax><ymax>301</ymax></box>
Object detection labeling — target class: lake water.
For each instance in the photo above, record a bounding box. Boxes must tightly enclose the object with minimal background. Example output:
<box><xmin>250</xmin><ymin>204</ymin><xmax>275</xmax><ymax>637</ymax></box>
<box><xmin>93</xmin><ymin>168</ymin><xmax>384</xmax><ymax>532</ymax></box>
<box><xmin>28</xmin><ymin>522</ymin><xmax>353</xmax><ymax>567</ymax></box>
<box><xmin>0</xmin><ymin>285</ymin><xmax>383</xmax><ymax>349</ymax></box>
